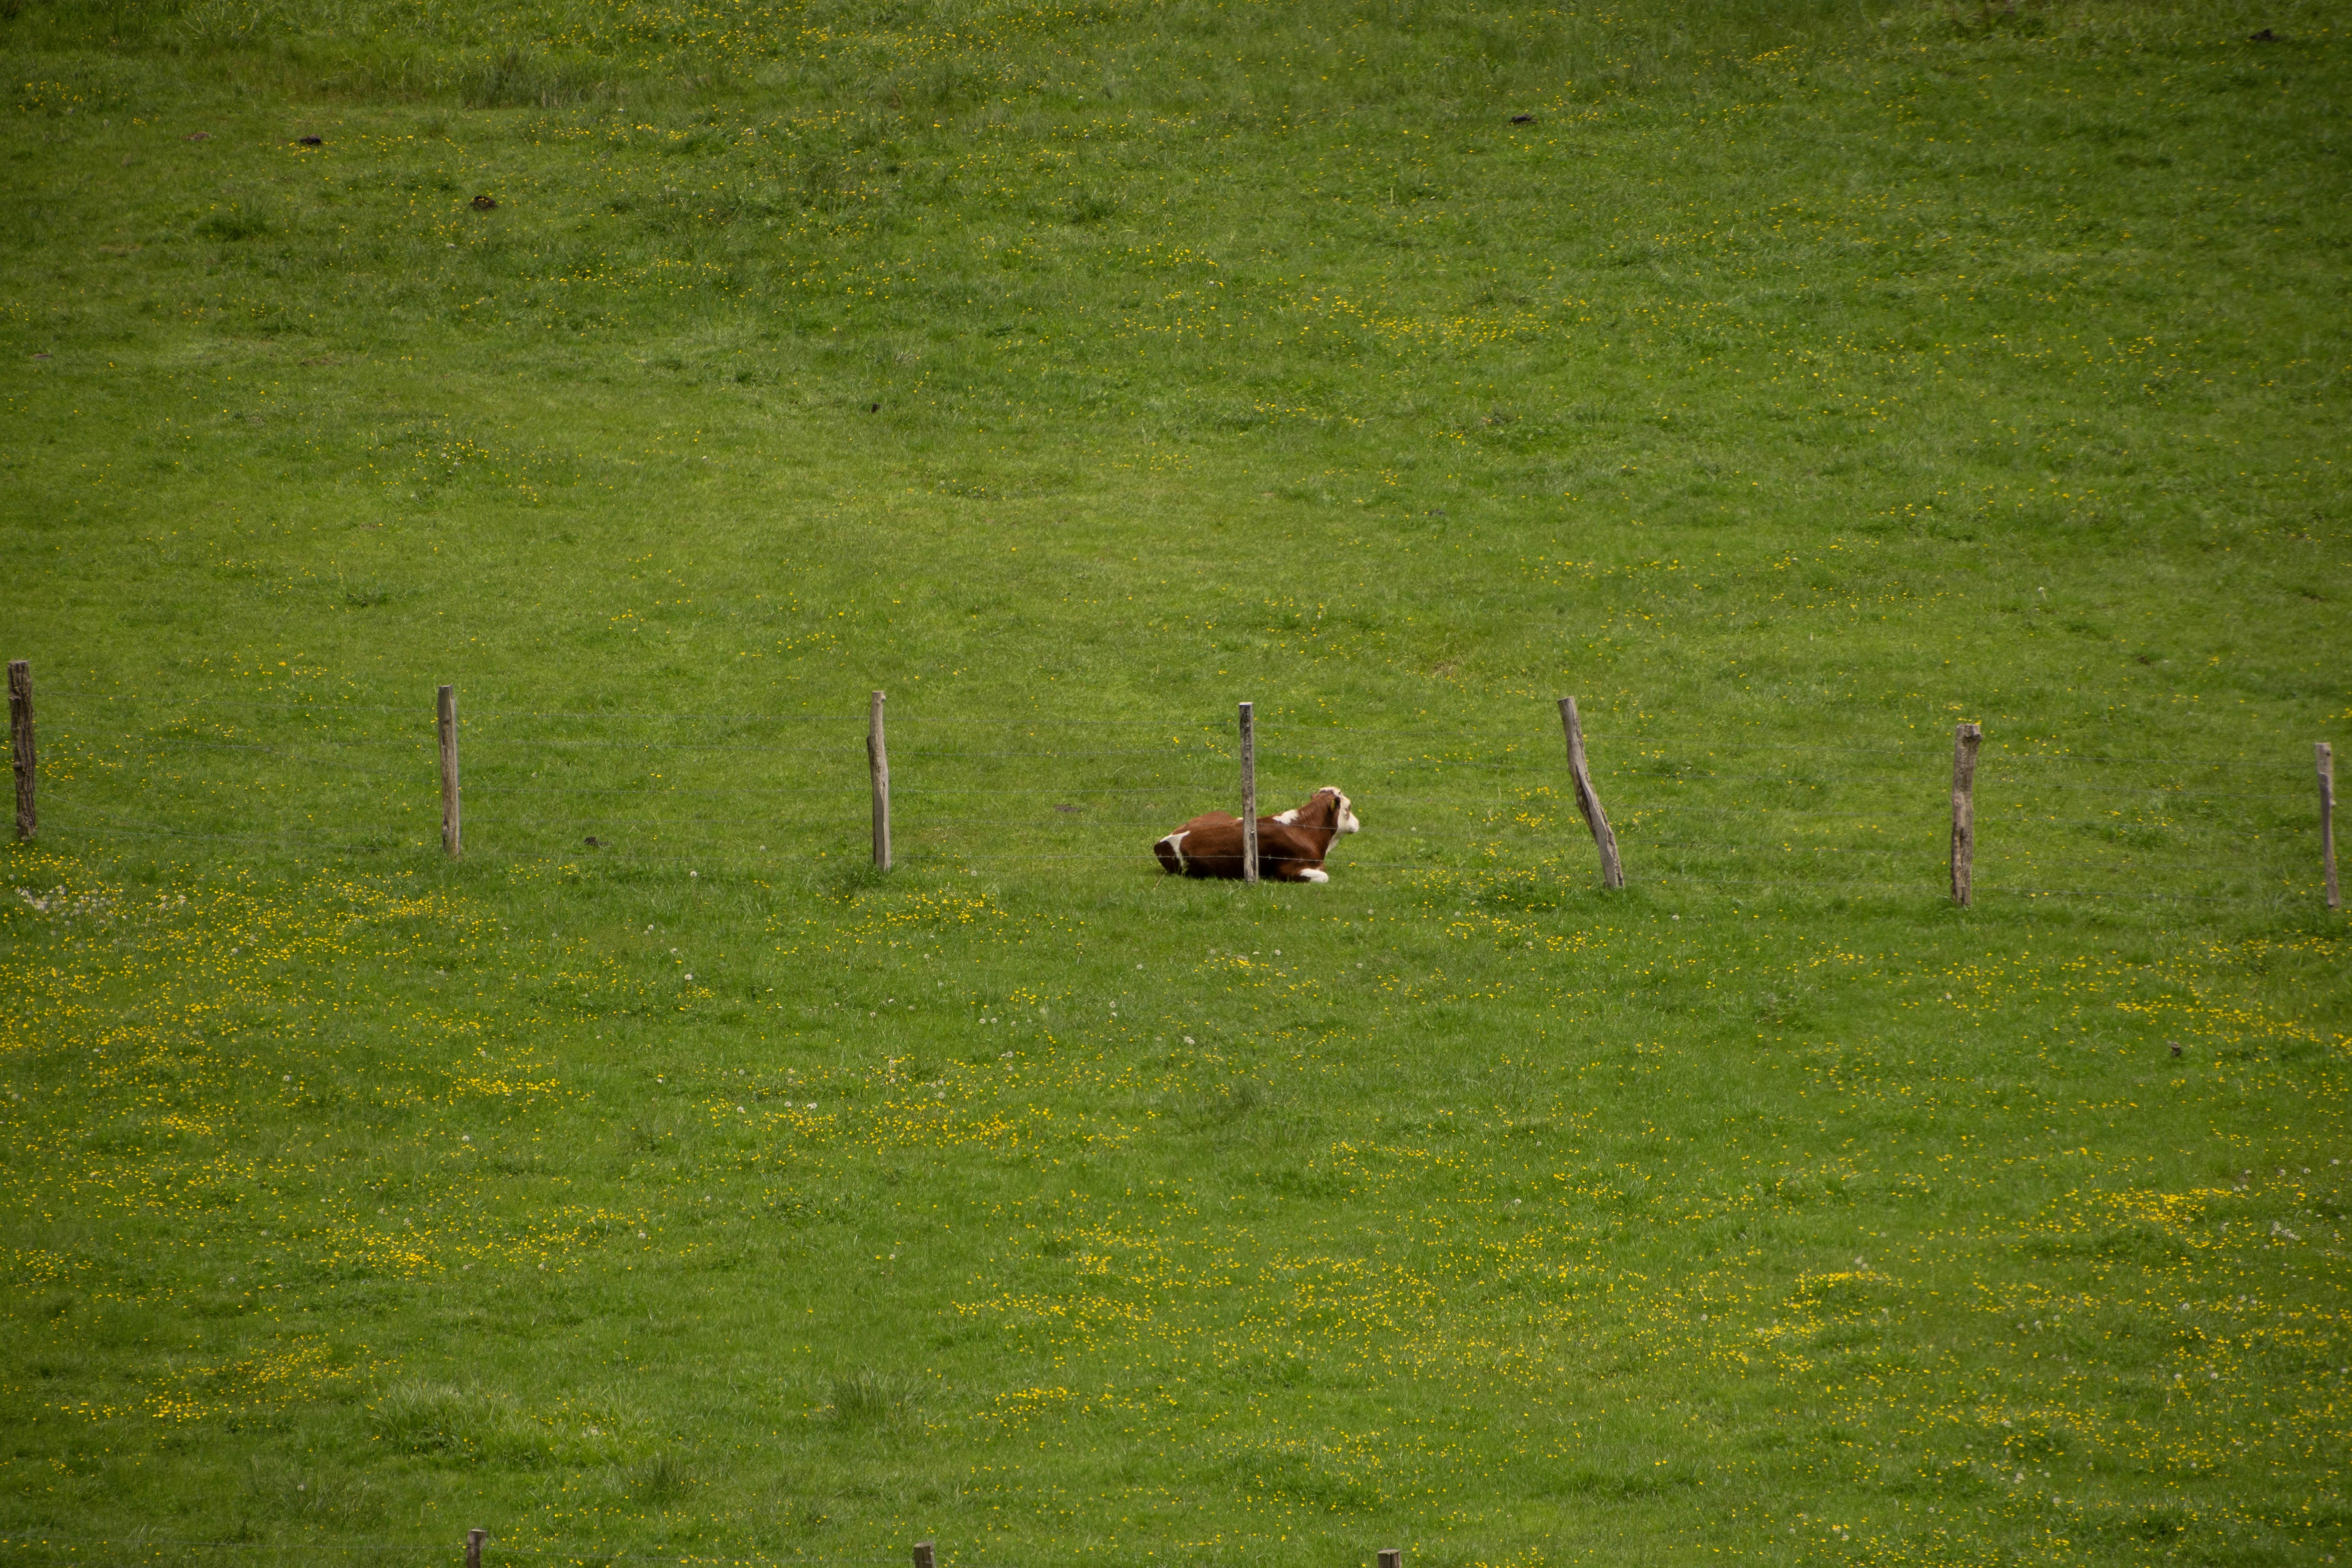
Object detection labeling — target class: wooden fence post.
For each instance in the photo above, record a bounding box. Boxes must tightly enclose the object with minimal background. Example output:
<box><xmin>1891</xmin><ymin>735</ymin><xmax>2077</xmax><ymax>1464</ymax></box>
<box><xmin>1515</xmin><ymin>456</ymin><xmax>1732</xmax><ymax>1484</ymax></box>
<box><xmin>869</xmin><ymin>690</ymin><xmax>892</xmax><ymax>871</ymax></box>
<box><xmin>1557</xmin><ymin>697</ymin><xmax>1623</xmax><ymax>889</ymax></box>
<box><xmin>8</xmin><ymin>660</ymin><xmax>32</xmax><ymax>842</ymax></box>
<box><xmin>1238</xmin><ymin>700</ymin><xmax>1258</xmax><ymax>884</ymax></box>
<box><xmin>436</xmin><ymin>684</ymin><xmax>461</xmax><ymax>859</ymax></box>
<box><xmin>1950</xmin><ymin>720</ymin><xmax>1982</xmax><ymax>907</ymax></box>
<box><xmin>1379</xmin><ymin>1551</ymin><xmax>1403</xmax><ymax>1568</ymax></box>
<box><xmin>2320</xmin><ymin>741</ymin><xmax>2339</xmax><ymax>911</ymax></box>
<box><xmin>913</xmin><ymin>1542</ymin><xmax>936</xmax><ymax>1568</ymax></box>
<box><xmin>464</xmin><ymin>1529</ymin><xmax>486</xmax><ymax>1568</ymax></box>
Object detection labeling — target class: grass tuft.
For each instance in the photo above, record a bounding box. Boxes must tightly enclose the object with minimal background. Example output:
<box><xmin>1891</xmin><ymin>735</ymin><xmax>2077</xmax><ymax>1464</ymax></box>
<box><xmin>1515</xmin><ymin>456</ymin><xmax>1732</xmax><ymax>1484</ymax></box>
<box><xmin>458</xmin><ymin>47</ymin><xmax>611</xmax><ymax>111</ymax></box>
<box><xmin>826</xmin><ymin>1370</ymin><xmax>914</xmax><ymax>1430</ymax></box>
<box><xmin>626</xmin><ymin>1451</ymin><xmax>693</xmax><ymax>1501</ymax></box>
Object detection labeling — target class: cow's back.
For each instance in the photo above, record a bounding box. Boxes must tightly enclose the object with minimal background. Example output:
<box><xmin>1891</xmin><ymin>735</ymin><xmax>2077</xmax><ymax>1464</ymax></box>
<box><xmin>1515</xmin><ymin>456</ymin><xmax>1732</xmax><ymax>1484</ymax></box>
<box><xmin>1155</xmin><ymin>811</ymin><xmax>1245</xmax><ymax>877</ymax></box>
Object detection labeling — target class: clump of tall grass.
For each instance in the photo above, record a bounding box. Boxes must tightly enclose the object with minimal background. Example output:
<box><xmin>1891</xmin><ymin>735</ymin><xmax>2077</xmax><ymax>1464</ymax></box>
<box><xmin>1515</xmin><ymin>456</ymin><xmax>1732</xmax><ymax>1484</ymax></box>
<box><xmin>626</xmin><ymin>1451</ymin><xmax>693</xmax><ymax>1501</ymax></box>
<box><xmin>194</xmin><ymin>201</ymin><xmax>274</xmax><ymax>242</ymax></box>
<box><xmin>368</xmin><ymin>1380</ymin><xmax>629</xmax><ymax>1469</ymax></box>
<box><xmin>826</xmin><ymin>1369</ymin><xmax>917</xmax><ymax>1430</ymax></box>
<box><xmin>175</xmin><ymin>0</ymin><xmax>281</xmax><ymax>51</ymax></box>
<box><xmin>460</xmin><ymin>47</ymin><xmax>612</xmax><ymax>110</ymax></box>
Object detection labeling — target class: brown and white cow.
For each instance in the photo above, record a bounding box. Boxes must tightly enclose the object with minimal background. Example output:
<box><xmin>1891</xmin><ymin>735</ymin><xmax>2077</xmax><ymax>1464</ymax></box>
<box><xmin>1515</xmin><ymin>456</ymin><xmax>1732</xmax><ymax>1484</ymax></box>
<box><xmin>1153</xmin><ymin>787</ymin><xmax>1361</xmax><ymax>883</ymax></box>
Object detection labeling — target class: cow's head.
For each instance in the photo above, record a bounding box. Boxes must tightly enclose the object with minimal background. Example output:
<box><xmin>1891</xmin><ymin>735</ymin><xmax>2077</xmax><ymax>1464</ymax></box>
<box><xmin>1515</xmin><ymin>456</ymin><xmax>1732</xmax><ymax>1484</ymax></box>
<box><xmin>1274</xmin><ymin>788</ymin><xmax>1359</xmax><ymax>836</ymax></box>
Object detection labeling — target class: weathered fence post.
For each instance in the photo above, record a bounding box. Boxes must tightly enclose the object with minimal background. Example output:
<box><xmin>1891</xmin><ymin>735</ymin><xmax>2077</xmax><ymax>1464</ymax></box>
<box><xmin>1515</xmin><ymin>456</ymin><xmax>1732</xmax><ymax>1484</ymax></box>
<box><xmin>913</xmin><ymin>1542</ymin><xmax>936</xmax><ymax>1568</ymax></box>
<box><xmin>1379</xmin><ymin>1550</ymin><xmax>1403</xmax><ymax>1568</ymax></box>
<box><xmin>436</xmin><ymin>684</ymin><xmax>461</xmax><ymax>859</ymax></box>
<box><xmin>8</xmin><ymin>660</ymin><xmax>32</xmax><ymax>842</ymax></box>
<box><xmin>869</xmin><ymin>689</ymin><xmax>892</xmax><ymax>871</ymax></box>
<box><xmin>1950</xmin><ymin>720</ymin><xmax>1982</xmax><ymax>907</ymax></box>
<box><xmin>1557</xmin><ymin>696</ymin><xmax>1623</xmax><ymax>889</ymax></box>
<box><xmin>1238</xmin><ymin>700</ymin><xmax>1258</xmax><ymax>884</ymax></box>
<box><xmin>464</xmin><ymin>1529</ymin><xmax>486</xmax><ymax>1568</ymax></box>
<box><xmin>2320</xmin><ymin>741</ymin><xmax>2339</xmax><ymax>911</ymax></box>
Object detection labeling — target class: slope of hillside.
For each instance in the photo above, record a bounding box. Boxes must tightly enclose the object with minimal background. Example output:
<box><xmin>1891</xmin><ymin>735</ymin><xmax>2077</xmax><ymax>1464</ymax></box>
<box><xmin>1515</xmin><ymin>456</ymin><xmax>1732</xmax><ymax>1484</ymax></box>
<box><xmin>3</xmin><ymin>2</ymin><xmax>2347</xmax><ymax>1564</ymax></box>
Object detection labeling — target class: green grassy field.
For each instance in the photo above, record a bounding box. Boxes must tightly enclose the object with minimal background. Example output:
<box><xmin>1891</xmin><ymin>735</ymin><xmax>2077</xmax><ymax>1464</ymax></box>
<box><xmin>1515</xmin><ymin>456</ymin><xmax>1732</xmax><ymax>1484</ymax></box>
<box><xmin>4</xmin><ymin>0</ymin><xmax>2350</xmax><ymax>1563</ymax></box>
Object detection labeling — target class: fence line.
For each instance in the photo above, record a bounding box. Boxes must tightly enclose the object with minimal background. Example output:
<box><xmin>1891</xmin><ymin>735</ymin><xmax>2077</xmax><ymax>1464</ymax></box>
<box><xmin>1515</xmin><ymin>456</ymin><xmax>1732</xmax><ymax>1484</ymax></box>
<box><xmin>7</xmin><ymin>662</ymin><xmax>2338</xmax><ymax>910</ymax></box>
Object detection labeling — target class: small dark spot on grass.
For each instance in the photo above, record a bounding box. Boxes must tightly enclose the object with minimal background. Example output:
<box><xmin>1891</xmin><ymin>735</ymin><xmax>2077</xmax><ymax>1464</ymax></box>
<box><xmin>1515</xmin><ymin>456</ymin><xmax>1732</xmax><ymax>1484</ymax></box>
<box><xmin>196</xmin><ymin>204</ymin><xmax>271</xmax><ymax>242</ymax></box>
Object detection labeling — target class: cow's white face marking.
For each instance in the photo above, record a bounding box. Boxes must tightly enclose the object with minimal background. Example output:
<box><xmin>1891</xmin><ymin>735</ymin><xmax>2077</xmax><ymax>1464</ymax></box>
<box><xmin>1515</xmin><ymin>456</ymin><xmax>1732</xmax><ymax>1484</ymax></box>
<box><xmin>1321</xmin><ymin>787</ymin><xmax>1361</xmax><ymax>834</ymax></box>
<box><xmin>1157</xmin><ymin>829</ymin><xmax>1190</xmax><ymax>872</ymax></box>
<box><xmin>1299</xmin><ymin>867</ymin><xmax>1330</xmax><ymax>884</ymax></box>
<box><xmin>1274</xmin><ymin>809</ymin><xmax>1300</xmax><ymax>825</ymax></box>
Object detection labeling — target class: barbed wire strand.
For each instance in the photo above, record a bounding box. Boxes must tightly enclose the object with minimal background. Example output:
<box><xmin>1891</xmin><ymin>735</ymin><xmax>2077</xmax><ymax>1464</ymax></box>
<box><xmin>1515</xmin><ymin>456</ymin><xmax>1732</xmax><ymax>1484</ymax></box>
<box><xmin>468</xmin><ymin>737</ymin><xmax>864</xmax><ymax>757</ymax></box>
<box><xmin>109</xmin><ymin>741</ymin><xmax>430</xmax><ymax>781</ymax></box>
<box><xmin>62</xmin><ymin>822</ymin><xmax>420</xmax><ymax>849</ymax></box>
<box><xmin>1614</xmin><ymin>804</ymin><xmax>1938</xmax><ymax>822</ymax></box>
<box><xmin>477</xmin><ymin>710</ymin><xmax>865</xmax><ymax>725</ymax></box>
<box><xmin>434</xmin><ymin>847</ymin><xmax>841</xmax><ymax>865</ymax></box>
<box><xmin>467</xmin><ymin>785</ymin><xmax>869</xmax><ymax>800</ymax></box>
<box><xmin>470</xmin><ymin>813</ymin><xmax>869</xmax><ymax>831</ymax></box>
<box><xmin>1625</xmin><ymin>873</ymin><xmax>1935</xmax><ymax>893</ymax></box>
<box><xmin>1634</xmin><ymin>840</ymin><xmax>1917</xmax><ymax>857</ymax></box>
<box><xmin>76</xmin><ymin>733</ymin><xmax>432</xmax><ymax>752</ymax></box>
<box><xmin>38</xmin><ymin>693</ymin><xmax>432</xmax><ymax>714</ymax></box>
<box><xmin>1984</xmin><ymin>886</ymin><xmax>2263</xmax><ymax>903</ymax></box>
<box><xmin>1976</xmin><ymin>778</ymin><xmax>2305</xmax><ymax>800</ymax></box>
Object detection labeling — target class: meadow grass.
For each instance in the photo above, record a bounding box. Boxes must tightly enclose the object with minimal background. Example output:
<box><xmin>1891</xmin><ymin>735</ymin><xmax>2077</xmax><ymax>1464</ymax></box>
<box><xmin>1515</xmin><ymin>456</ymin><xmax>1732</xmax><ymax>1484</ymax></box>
<box><xmin>3</xmin><ymin>0</ymin><xmax>2349</xmax><ymax>1563</ymax></box>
